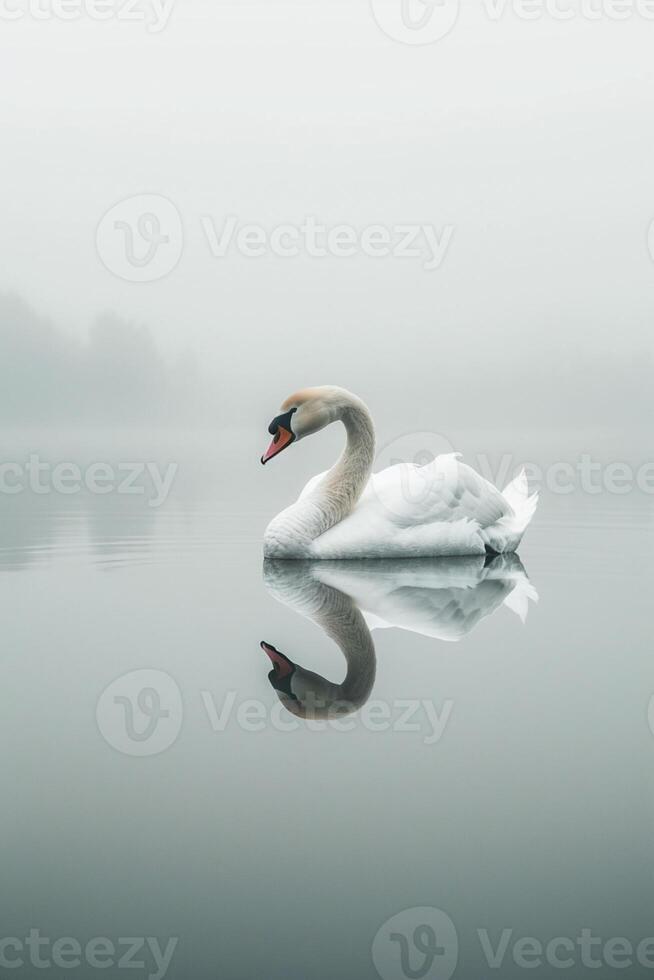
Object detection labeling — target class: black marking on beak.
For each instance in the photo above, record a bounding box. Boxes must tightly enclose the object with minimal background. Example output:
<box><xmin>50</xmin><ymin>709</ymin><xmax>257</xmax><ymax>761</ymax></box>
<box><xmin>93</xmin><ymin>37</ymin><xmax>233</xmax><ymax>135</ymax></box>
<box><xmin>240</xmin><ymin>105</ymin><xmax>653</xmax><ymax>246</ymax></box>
<box><xmin>268</xmin><ymin>407</ymin><xmax>297</xmax><ymax>436</ymax></box>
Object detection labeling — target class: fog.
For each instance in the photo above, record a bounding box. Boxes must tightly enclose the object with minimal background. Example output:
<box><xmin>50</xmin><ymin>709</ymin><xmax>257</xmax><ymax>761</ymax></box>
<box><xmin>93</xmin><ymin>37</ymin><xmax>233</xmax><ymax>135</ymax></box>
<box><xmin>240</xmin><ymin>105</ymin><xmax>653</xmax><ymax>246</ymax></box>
<box><xmin>0</xmin><ymin>294</ymin><xmax>201</xmax><ymax>424</ymax></box>
<box><xmin>0</xmin><ymin>0</ymin><xmax>652</xmax><ymax>437</ymax></box>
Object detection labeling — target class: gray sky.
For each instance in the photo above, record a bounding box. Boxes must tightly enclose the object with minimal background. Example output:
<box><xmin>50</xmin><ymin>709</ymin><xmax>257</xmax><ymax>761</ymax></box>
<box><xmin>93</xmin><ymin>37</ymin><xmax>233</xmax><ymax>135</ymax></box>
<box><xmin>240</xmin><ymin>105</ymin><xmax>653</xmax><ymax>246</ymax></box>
<box><xmin>1</xmin><ymin>0</ymin><xmax>653</xmax><ymax>430</ymax></box>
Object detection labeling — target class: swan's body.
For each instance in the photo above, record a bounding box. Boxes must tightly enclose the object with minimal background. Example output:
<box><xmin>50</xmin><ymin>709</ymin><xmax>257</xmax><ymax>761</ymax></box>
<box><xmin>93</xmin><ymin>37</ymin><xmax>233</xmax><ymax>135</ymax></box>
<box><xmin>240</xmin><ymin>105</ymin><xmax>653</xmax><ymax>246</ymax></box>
<box><xmin>262</xmin><ymin>386</ymin><xmax>537</xmax><ymax>560</ymax></box>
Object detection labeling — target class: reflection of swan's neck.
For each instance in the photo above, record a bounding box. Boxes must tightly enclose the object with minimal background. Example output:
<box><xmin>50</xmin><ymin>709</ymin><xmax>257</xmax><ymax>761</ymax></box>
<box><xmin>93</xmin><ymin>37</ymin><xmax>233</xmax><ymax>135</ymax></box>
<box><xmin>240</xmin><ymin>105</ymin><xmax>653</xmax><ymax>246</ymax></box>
<box><xmin>264</xmin><ymin>561</ymin><xmax>376</xmax><ymax>715</ymax></box>
<box><xmin>313</xmin><ymin>581</ymin><xmax>376</xmax><ymax>710</ymax></box>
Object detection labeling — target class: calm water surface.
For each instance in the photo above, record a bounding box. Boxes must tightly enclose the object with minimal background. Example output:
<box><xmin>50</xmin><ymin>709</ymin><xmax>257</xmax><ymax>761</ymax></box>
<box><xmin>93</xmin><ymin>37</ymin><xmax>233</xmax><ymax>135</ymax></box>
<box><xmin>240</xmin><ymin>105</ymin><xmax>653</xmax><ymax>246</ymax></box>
<box><xmin>1</xmin><ymin>458</ymin><xmax>652</xmax><ymax>979</ymax></box>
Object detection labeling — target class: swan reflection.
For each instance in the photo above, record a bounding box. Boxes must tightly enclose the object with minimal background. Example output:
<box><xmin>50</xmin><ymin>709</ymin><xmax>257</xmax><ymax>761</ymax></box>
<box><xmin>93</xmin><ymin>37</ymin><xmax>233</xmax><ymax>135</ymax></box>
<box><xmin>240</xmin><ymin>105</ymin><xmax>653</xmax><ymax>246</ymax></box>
<box><xmin>262</xmin><ymin>555</ymin><xmax>537</xmax><ymax>720</ymax></box>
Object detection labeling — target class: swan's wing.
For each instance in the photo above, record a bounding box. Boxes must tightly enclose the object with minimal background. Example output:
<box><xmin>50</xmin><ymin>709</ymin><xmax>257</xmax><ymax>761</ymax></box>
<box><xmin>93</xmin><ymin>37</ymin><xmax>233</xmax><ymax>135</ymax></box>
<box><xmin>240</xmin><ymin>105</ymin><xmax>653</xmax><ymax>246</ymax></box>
<box><xmin>364</xmin><ymin>453</ymin><xmax>511</xmax><ymax>528</ymax></box>
<box><xmin>312</xmin><ymin>454</ymin><xmax>512</xmax><ymax>559</ymax></box>
<box><xmin>299</xmin><ymin>455</ymin><xmax>509</xmax><ymax>526</ymax></box>
<box><xmin>300</xmin><ymin>453</ymin><xmax>513</xmax><ymax>559</ymax></box>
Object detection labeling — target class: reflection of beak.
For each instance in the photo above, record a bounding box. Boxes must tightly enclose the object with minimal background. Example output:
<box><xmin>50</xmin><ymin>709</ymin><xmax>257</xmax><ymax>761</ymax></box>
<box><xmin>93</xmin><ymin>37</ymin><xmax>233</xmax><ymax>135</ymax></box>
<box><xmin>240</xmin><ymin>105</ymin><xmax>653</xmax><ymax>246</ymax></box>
<box><xmin>261</xmin><ymin>641</ymin><xmax>294</xmax><ymax>679</ymax></box>
<box><xmin>261</xmin><ymin>426</ymin><xmax>294</xmax><ymax>465</ymax></box>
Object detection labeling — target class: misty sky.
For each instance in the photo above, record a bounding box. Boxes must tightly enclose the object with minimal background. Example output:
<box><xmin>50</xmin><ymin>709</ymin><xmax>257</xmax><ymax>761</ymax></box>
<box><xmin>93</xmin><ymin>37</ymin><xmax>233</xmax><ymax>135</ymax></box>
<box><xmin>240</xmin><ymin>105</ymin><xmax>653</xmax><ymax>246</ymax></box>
<box><xmin>1</xmin><ymin>0</ymin><xmax>653</xmax><ymax>431</ymax></box>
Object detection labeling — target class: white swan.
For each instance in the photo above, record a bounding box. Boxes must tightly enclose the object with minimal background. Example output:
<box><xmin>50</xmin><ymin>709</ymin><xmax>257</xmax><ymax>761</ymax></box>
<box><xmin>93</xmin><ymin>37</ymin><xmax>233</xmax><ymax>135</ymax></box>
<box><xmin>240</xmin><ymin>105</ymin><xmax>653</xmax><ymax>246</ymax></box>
<box><xmin>262</xmin><ymin>386</ymin><xmax>538</xmax><ymax>559</ymax></box>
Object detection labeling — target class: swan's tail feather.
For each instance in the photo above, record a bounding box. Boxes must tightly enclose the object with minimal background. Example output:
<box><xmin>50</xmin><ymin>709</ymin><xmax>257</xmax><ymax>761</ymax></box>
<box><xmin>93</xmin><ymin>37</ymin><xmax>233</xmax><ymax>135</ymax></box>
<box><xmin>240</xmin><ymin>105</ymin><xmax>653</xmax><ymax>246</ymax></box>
<box><xmin>502</xmin><ymin>468</ymin><xmax>528</xmax><ymax>506</ymax></box>
<box><xmin>502</xmin><ymin>467</ymin><xmax>539</xmax><ymax>536</ymax></box>
<box><xmin>480</xmin><ymin>469</ymin><xmax>538</xmax><ymax>554</ymax></box>
<box><xmin>503</xmin><ymin>576</ymin><xmax>539</xmax><ymax>623</ymax></box>
<box><xmin>484</xmin><ymin>553</ymin><xmax>538</xmax><ymax>621</ymax></box>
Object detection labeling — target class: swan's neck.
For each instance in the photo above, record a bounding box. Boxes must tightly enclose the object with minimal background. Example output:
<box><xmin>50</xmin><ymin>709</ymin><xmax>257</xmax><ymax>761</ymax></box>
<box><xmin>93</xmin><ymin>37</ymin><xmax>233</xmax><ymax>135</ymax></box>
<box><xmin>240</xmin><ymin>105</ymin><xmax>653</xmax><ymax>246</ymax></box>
<box><xmin>321</xmin><ymin>401</ymin><xmax>376</xmax><ymax>515</ymax></box>
<box><xmin>266</xmin><ymin>398</ymin><xmax>375</xmax><ymax>555</ymax></box>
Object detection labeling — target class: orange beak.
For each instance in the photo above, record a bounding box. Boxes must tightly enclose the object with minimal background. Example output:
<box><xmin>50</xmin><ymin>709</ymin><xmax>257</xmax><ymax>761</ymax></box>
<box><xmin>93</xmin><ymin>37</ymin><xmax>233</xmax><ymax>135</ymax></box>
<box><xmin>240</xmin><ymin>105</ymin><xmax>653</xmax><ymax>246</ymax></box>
<box><xmin>261</xmin><ymin>426</ymin><xmax>294</xmax><ymax>465</ymax></box>
<box><xmin>261</xmin><ymin>641</ymin><xmax>294</xmax><ymax>678</ymax></box>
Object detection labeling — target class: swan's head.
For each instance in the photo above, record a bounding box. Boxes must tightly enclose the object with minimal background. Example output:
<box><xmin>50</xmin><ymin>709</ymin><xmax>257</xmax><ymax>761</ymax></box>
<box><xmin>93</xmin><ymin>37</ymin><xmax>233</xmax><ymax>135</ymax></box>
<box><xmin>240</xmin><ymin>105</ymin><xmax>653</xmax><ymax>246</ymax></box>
<box><xmin>260</xmin><ymin>640</ymin><xmax>360</xmax><ymax>720</ymax></box>
<box><xmin>260</xmin><ymin>386</ymin><xmax>347</xmax><ymax>465</ymax></box>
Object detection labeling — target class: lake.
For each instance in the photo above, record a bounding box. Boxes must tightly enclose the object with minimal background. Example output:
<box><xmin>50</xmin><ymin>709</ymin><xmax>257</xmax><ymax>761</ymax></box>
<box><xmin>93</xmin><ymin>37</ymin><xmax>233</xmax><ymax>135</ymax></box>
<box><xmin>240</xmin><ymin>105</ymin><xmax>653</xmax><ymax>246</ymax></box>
<box><xmin>1</xmin><ymin>428</ymin><xmax>651</xmax><ymax>979</ymax></box>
